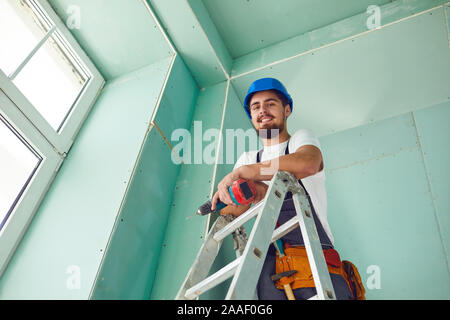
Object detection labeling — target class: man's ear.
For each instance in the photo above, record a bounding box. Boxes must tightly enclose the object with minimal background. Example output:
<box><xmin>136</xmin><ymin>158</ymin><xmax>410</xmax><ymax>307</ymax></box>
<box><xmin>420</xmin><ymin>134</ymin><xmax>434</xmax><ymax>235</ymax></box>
<box><xmin>285</xmin><ymin>104</ymin><xmax>291</xmax><ymax>118</ymax></box>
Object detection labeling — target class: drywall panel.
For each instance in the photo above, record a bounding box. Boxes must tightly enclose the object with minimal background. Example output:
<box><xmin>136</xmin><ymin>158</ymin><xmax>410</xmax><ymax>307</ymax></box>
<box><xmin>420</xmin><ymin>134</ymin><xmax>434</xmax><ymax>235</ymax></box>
<box><xmin>150</xmin><ymin>81</ymin><xmax>227</xmax><ymax>299</ymax></box>
<box><xmin>187</xmin><ymin>0</ymin><xmax>233</xmax><ymax>74</ymax></box>
<box><xmin>152</xmin><ymin>55</ymin><xmax>199</xmax><ymax>141</ymax></box>
<box><xmin>90</xmin><ymin>54</ymin><xmax>198</xmax><ymax>299</ymax></box>
<box><xmin>231</xmin><ymin>0</ymin><xmax>448</xmax><ymax>77</ymax></box>
<box><xmin>309</xmin><ymin>0</ymin><xmax>448</xmax><ymax>48</ymax></box>
<box><xmin>48</xmin><ymin>0</ymin><xmax>173</xmax><ymax>80</ymax></box>
<box><xmin>203</xmin><ymin>0</ymin><xmax>391</xmax><ymax>58</ymax></box>
<box><xmin>231</xmin><ymin>32</ymin><xmax>312</xmax><ymax>81</ymax></box>
<box><xmin>231</xmin><ymin>7</ymin><xmax>450</xmax><ymax>138</ymax></box>
<box><xmin>322</xmin><ymin>113</ymin><xmax>418</xmax><ymax>171</ymax></box>
<box><xmin>413</xmin><ymin>101</ymin><xmax>450</xmax><ymax>267</ymax></box>
<box><xmin>90</xmin><ymin>127</ymin><xmax>179</xmax><ymax>299</ymax></box>
<box><xmin>149</xmin><ymin>0</ymin><xmax>228</xmax><ymax>87</ymax></box>
<box><xmin>321</xmin><ymin>113</ymin><xmax>450</xmax><ymax>299</ymax></box>
<box><xmin>0</xmin><ymin>57</ymin><xmax>172</xmax><ymax>299</ymax></box>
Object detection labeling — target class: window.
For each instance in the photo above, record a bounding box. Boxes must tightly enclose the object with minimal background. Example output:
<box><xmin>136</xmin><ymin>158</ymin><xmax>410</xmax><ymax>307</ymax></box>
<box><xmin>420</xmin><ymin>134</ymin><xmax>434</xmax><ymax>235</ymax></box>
<box><xmin>0</xmin><ymin>114</ymin><xmax>42</xmax><ymax>231</ymax></box>
<box><xmin>0</xmin><ymin>0</ymin><xmax>104</xmax><ymax>277</ymax></box>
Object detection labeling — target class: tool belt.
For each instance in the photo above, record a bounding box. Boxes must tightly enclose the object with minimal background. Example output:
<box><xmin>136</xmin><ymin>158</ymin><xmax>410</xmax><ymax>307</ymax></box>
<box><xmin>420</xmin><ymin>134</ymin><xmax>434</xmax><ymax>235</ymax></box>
<box><xmin>275</xmin><ymin>246</ymin><xmax>366</xmax><ymax>300</ymax></box>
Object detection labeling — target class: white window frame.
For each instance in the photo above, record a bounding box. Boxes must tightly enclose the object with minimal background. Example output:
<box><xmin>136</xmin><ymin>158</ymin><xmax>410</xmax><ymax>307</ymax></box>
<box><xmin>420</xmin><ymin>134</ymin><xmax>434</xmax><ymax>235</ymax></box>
<box><xmin>0</xmin><ymin>0</ymin><xmax>104</xmax><ymax>277</ymax></box>
<box><xmin>1</xmin><ymin>0</ymin><xmax>104</xmax><ymax>155</ymax></box>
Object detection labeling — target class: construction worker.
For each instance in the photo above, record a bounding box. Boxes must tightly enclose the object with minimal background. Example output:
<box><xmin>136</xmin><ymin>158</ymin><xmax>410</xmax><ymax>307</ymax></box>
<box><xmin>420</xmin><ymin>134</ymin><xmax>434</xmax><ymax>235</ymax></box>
<box><xmin>211</xmin><ymin>77</ymin><xmax>355</xmax><ymax>300</ymax></box>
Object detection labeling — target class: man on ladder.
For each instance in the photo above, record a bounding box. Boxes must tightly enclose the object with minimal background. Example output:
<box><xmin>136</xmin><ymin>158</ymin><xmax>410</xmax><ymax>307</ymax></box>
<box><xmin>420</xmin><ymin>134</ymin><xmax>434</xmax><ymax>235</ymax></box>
<box><xmin>211</xmin><ymin>77</ymin><xmax>362</xmax><ymax>300</ymax></box>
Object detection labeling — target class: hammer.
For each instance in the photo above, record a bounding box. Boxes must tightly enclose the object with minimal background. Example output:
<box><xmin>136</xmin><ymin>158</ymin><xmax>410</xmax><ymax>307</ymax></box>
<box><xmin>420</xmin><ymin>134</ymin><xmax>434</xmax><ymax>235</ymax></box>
<box><xmin>272</xmin><ymin>239</ymin><xmax>297</xmax><ymax>300</ymax></box>
<box><xmin>271</xmin><ymin>270</ymin><xmax>297</xmax><ymax>300</ymax></box>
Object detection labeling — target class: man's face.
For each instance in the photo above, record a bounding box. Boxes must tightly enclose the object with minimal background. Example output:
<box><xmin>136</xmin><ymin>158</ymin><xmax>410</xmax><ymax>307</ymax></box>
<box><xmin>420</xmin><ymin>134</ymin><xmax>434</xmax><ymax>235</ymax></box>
<box><xmin>248</xmin><ymin>90</ymin><xmax>291</xmax><ymax>139</ymax></box>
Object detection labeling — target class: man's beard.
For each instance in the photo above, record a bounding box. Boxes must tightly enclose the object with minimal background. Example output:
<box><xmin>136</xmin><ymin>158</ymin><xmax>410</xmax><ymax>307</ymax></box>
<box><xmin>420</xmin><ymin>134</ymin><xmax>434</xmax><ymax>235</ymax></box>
<box><xmin>257</xmin><ymin>122</ymin><xmax>284</xmax><ymax>139</ymax></box>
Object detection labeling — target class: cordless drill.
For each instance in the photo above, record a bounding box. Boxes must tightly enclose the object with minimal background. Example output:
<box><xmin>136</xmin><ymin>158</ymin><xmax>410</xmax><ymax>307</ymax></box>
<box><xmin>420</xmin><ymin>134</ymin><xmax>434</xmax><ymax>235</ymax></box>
<box><xmin>197</xmin><ymin>179</ymin><xmax>256</xmax><ymax>215</ymax></box>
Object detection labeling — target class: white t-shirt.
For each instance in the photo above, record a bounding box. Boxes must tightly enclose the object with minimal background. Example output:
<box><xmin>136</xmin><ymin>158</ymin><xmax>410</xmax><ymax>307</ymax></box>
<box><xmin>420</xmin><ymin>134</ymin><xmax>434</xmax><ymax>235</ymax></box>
<box><xmin>233</xmin><ymin>128</ymin><xmax>334</xmax><ymax>244</ymax></box>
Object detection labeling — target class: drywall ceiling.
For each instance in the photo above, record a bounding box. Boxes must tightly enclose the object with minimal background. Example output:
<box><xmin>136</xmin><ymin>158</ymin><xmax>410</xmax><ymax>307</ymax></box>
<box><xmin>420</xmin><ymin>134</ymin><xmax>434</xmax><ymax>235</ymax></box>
<box><xmin>202</xmin><ymin>0</ymin><xmax>393</xmax><ymax>58</ymax></box>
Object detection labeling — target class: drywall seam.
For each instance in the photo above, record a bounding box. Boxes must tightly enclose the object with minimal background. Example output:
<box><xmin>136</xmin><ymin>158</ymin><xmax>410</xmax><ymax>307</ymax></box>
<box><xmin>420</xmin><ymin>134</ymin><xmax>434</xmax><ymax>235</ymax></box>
<box><xmin>150</xmin><ymin>53</ymin><xmax>177</xmax><ymax>127</ymax></box>
<box><xmin>411</xmin><ymin>112</ymin><xmax>450</xmax><ymax>274</ymax></box>
<box><xmin>444</xmin><ymin>2</ymin><xmax>450</xmax><ymax>47</ymax></box>
<box><xmin>230</xmin><ymin>4</ymin><xmax>444</xmax><ymax>80</ymax></box>
<box><xmin>184</xmin><ymin>0</ymin><xmax>230</xmax><ymax>82</ymax></box>
<box><xmin>152</xmin><ymin>121</ymin><xmax>183</xmax><ymax>165</ymax></box>
<box><xmin>205</xmin><ymin>79</ymin><xmax>231</xmax><ymax>236</ymax></box>
<box><xmin>88</xmin><ymin>120</ymin><xmax>156</xmax><ymax>299</ymax></box>
<box><xmin>88</xmin><ymin>55</ymin><xmax>175</xmax><ymax>298</ymax></box>
<box><xmin>325</xmin><ymin>144</ymin><xmax>420</xmax><ymax>174</ymax></box>
<box><xmin>141</xmin><ymin>0</ymin><xmax>176</xmax><ymax>54</ymax></box>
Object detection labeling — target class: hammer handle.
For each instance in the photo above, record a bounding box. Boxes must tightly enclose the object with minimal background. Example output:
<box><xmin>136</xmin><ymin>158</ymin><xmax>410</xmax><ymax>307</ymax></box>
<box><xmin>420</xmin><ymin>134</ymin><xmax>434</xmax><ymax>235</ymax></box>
<box><xmin>283</xmin><ymin>284</ymin><xmax>295</xmax><ymax>300</ymax></box>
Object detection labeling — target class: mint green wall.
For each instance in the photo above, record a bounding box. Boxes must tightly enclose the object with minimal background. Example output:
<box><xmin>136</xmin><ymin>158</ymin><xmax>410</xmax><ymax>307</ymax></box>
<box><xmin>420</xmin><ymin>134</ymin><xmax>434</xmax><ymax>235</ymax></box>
<box><xmin>48</xmin><ymin>0</ymin><xmax>172</xmax><ymax>80</ymax></box>
<box><xmin>321</xmin><ymin>102</ymin><xmax>450</xmax><ymax>299</ymax></box>
<box><xmin>0</xmin><ymin>57</ymin><xmax>173</xmax><ymax>299</ymax></box>
<box><xmin>150</xmin><ymin>81</ymin><xmax>228</xmax><ymax>299</ymax></box>
<box><xmin>151</xmin><ymin>3</ymin><xmax>450</xmax><ymax>300</ymax></box>
<box><xmin>1</xmin><ymin>0</ymin><xmax>448</xmax><ymax>300</ymax></box>
<box><xmin>90</xmin><ymin>55</ymin><xmax>198</xmax><ymax>299</ymax></box>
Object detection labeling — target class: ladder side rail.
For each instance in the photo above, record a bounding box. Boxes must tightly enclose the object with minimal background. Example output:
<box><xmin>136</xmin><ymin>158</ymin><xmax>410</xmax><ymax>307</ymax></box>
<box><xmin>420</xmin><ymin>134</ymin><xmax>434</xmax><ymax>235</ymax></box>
<box><xmin>291</xmin><ymin>191</ymin><xmax>336</xmax><ymax>300</ymax></box>
<box><xmin>225</xmin><ymin>171</ymin><xmax>289</xmax><ymax>300</ymax></box>
<box><xmin>175</xmin><ymin>216</ymin><xmax>227</xmax><ymax>300</ymax></box>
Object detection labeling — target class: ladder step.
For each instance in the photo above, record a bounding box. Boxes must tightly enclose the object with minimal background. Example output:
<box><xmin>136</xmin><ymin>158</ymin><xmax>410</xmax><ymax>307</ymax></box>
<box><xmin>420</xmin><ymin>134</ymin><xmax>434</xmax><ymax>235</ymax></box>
<box><xmin>213</xmin><ymin>201</ymin><xmax>264</xmax><ymax>242</ymax></box>
<box><xmin>185</xmin><ymin>257</ymin><xmax>242</xmax><ymax>300</ymax></box>
<box><xmin>271</xmin><ymin>216</ymin><xmax>300</xmax><ymax>242</ymax></box>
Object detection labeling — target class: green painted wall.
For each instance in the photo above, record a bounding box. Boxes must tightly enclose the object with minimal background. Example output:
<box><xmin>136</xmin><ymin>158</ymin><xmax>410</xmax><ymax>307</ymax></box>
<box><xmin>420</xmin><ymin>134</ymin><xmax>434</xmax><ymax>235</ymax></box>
<box><xmin>231</xmin><ymin>6</ymin><xmax>450</xmax><ymax>137</ymax></box>
<box><xmin>321</xmin><ymin>103</ymin><xmax>450</xmax><ymax>299</ymax></box>
<box><xmin>0</xmin><ymin>57</ymin><xmax>173</xmax><ymax>299</ymax></box>
<box><xmin>90</xmin><ymin>55</ymin><xmax>198</xmax><ymax>299</ymax></box>
<box><xmin>1</xmin><ymin>0</ymin><xmax>448</xmax><ymax>300</ymax></box>
<box><xmin>203</xmin><ymin>0</ymin><xmax>392</xmax><ymax>58</ymax></box>
<box><xmin>48</xmin><ymin>0</ymin><xmax>173</xmax><ymax>80</ymax></box>
<box><xmin>150</xmin><ymin>81</ymin><xmax>228</xmax><ymax>299</ymax></box>
<box><xmin>155</xmin><ymin>3</ymin><xmax>450</xmax><ymax>300</ymax></box>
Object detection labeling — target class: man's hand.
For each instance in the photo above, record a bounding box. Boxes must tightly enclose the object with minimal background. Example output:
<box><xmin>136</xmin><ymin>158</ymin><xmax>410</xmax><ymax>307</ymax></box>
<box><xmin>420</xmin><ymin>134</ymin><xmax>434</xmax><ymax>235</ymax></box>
<box><xmin>252</xmin><ymin>181</ymin><xmax>269</xmax><ymax>204</ymax></box>
<box><xmin>211</xmin><ymin>170</ymin><xmax>269</xmax><ymax>215</ymax></box>
<box><xmin>211</xmin><ymin>170</ymin><xmax>239</xmax><ymax>211</ymax></box>
<box><xmin>217</xmin><ymin>181</ymin><xmax>268</xmax><ymax>217</ymax></box>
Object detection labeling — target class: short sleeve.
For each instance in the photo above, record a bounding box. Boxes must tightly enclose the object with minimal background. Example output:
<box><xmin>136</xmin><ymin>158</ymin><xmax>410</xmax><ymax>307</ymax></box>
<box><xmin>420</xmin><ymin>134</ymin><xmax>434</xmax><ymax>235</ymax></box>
<box><xmin>233</xmin><ymin>150</ymin><xmax>258</xmax><ymax>170</ymax></box>
<box><xmin>233</xmin><ymin>152</ymin><xmax>247</xmax><ymax>170</ymax></box>
<box><xmin>289</xmin><ymin>128</ymin><xmax>321</xmax><ymax>152</ymax></box>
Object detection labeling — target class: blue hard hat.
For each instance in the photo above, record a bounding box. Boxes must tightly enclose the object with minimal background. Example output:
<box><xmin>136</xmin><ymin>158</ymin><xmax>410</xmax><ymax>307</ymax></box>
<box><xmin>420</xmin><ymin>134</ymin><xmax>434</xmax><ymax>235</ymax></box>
<box><xmin>243</xmin><ymin>77</ymin><xmax>293</xmax><ymax>118</ymax></box>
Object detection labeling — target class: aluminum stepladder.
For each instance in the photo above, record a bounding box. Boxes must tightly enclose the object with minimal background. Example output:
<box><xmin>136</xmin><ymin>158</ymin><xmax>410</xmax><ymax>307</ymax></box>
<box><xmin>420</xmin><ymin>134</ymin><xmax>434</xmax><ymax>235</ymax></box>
<box><xmin>176</xmin><ymin>170</ymin><xmax>336</xmax><ymax>300</ymax></box>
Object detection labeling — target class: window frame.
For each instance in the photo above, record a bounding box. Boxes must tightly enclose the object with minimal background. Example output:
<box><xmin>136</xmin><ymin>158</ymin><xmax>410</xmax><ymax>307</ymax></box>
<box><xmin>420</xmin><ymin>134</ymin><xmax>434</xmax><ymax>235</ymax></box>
<box><xmin>0</xmin><ymin>0</ymin><xmax>104</xmax><ymax>155</ymax></box>
<box><xmin>0</xmin><ymin>0</ymin><xmax>104</xmax><ymax>277</ymax></box>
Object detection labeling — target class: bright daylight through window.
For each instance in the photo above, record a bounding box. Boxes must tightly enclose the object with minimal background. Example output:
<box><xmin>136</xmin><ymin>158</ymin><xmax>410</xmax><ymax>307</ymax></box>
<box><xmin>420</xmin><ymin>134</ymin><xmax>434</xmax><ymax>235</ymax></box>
<box><xmin>0</xmin><ymin>115</ymin><xmax>41</xmax><ymax>231</ymax></box>
<box><xmin>0</xmin><ymin>0</ymin><xmax>87</xmax><ymax>132</ymax></box>
<box><xmin>0</xmin><ymin>0</ymin><xmax>103</xmax><ymax>276</ymax></box>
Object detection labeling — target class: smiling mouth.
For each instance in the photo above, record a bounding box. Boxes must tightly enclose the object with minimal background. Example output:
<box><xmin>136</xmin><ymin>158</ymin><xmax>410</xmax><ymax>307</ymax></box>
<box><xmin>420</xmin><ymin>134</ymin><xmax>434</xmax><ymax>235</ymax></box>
<box><xmin>259</xmin><ymin>117</ymin><xmax>273</xmax><ymax>123</ymax></box>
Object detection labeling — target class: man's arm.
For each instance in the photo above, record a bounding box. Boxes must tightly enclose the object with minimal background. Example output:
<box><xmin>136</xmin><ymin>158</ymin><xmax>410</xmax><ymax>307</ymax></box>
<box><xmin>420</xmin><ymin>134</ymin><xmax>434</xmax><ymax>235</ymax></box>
<box><xmin>212</xmin><ymin>145</ymin><xmax>323</xmax><ymax>209</ymax></box>
<box><xmin>238</xmin><ymin>145</ymin><xmax>323</xmax><ymax>181</ymax></box>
